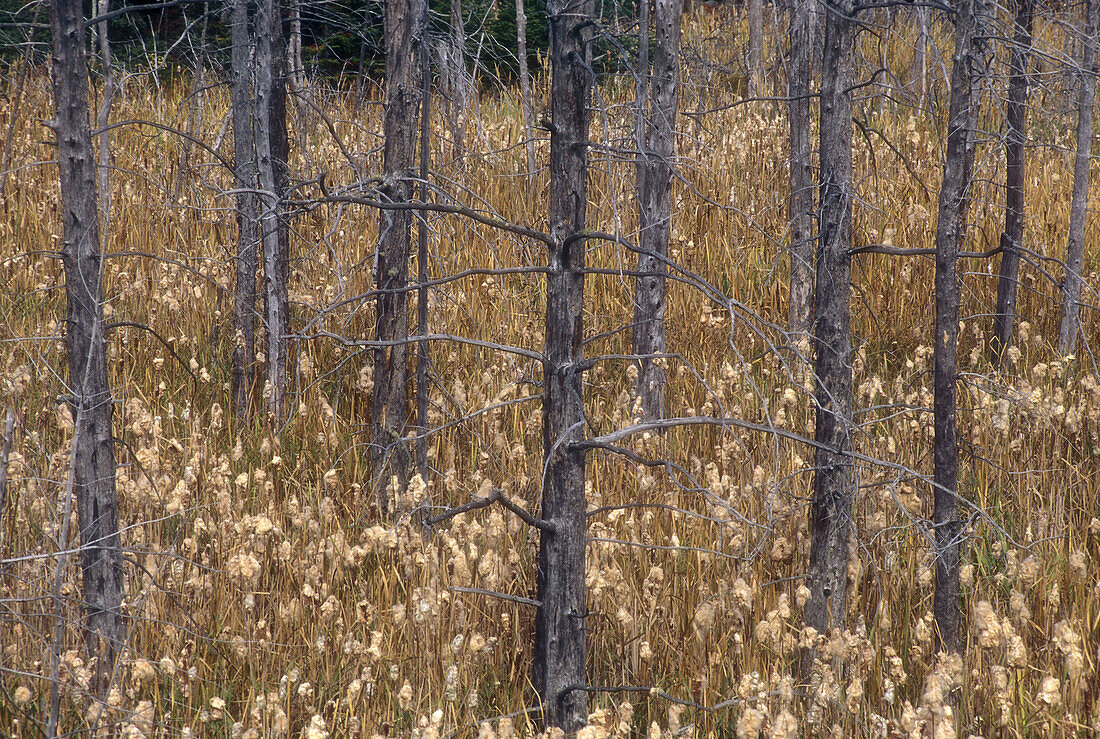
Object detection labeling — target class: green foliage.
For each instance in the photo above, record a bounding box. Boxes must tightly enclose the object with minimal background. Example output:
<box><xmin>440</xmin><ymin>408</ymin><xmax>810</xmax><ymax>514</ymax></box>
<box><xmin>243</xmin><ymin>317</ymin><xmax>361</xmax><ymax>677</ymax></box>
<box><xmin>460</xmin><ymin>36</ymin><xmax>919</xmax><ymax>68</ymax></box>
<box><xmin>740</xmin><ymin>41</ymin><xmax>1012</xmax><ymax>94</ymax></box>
<box><xmin>0</xmin><ymin>0</ymin><xmax>48</xmax><ymax>63</ymax></box>
<box><xmin>0</xmin><ymin>0</ymin><xmax>642</xmax><ymax>84</ymax></box>
<box><xmin>475</xmin><ymin>0</ymin><xmax>549</xmax><ymax>79</ymax></box>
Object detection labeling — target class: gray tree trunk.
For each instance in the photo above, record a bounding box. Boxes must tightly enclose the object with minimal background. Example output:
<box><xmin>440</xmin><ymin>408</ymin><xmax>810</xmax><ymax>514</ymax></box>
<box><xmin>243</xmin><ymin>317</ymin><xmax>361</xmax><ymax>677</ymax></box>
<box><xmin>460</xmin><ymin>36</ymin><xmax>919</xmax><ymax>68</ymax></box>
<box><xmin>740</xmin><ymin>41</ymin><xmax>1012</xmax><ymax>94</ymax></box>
<box><xmin>448</xmin><ymin>0</ymin><xmax>467</xmax><ymax>162</ymax></box>
<box><xmin>417</xmin><ymin>34</ymin><xmax>431</xmax><ymax>478</ymax></box>
<box><xmin>49</xmin><ymin>0</ymin><xmax>125</xmax><ymax>685</ymax></box>
<box><xmin>270</xmin><ymin>0</ymin><xmax>291</xmax><ymax>411</ymax></box>
<box><xmin>748</xmin><ymin>0</ymin><xmax>764</xmax><ymax>97</ymax></box>
<box><xmin>287</xmin><ymin>0</ymin><xmax>305</xmax><ymax>93</ymax></box>
<box><xmin>803</xmin><ymin>0</ymin><xmax>857</xmax><ymax>676</ymax></box>
<box><xmin>253</xmin><ymin>0</ymin><xmax>289</xmax><ymax>423</ymax></box>
<box><xmin>991</xmin><ymin>0</ymin><xmax>1032</xmax><ymax>367</ymax></box>
<box><xmin>635</xmin><ymin>0</ymin><xmax>649</xmax><ymax>139</ymax></box>
<box><xmin>905</xmin><ymin>6</ymin><xmax>929</xmax><ymax>104</ymax></box>
<box><xmin>787</xmin><ymin>0</ymin><xmax>814</xmax><ymax>338</ymax></box>
<box><xmin>231</xmin><ymin>0</ymin><xmax>259</xmax><ymax>420</ymax></box>
<box><xmin>286</xmin><ymin>0</ymin><xmax>308</xmax><ymax>153</ymax></box>
<box><xmin>533</xmin><ymin>0</ymin><xmax>593</xmax><ymax>728</ymax></box>
<box><xmin>632</xmin><ymin>0</ymin><xmax>683</xmax><ymax>422</ymax></box>
<box><xmin>372</xmin><ymin>0</ymin><xmax>424</xmax><ymax>513</ymax></box>
<box><xmin>1058</xmin><ymin>0</ymin><xmax>1099</xmax><ymax>355</ymax></box>
<box><xmin>933</xmin><ymin>0</ymin><xmax>987</xmax><ymax>654</ymax></box>
<box><xmin>95</xmin><ymin>0</ymin><xmax>116</xmax><ymax>232</ymax></box>
<box><xmin>516</xmin><ymin>0</ymin><xmax>537</xmax><ymax>184</ymax></box>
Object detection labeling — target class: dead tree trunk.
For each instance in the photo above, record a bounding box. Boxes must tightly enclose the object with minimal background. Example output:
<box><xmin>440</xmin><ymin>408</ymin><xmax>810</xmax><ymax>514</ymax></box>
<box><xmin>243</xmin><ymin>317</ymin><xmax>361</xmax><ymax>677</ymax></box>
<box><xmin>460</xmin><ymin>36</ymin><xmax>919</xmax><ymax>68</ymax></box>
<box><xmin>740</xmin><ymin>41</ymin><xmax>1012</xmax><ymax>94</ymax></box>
<box><xmin>417</xmin><ymin>33</ymin><xmax>432</xmax><ymax>479</ymax></box>
<box><xmin>448</xmin><ymin>0</ymin><xmax>467</xmax><ymax>163</ymax></box>
<box><xmin>49</xmin><ymin>0</ymin><xmax>125</xmax><ymax>683</ymax></box>
<box><xmin>287</xmin><ymin>0</ymin><xmax>305</xmax><ymax>93</ymax></box>
<box><xmin>906</xmin><ymin>5</ymin><xmax>929</xmax><ymax>104</ymax></box>
<box><xmin>270</xmin><ymin>0</ymin><xmax>291</xmax><ymax>408</ymax></box>
<box><xmin>517</xmin><ymin>0</ymin><xmax>537</xmax><ymax>184</ymax></box>
<box><xmin>635</xmin><ymin>0</ymin><xmax>649</xmax><ymax>141</ymax></box>
<box><xmin>748</xmin><ymin>0</ymin><xmax>764</xmax><ymax>97</ymax></box>
<box><xmin>787</xmin><ymin>0</ymin><xmax>814</xmax><ymax>338</ymax></box>
<box><xmin>286</xmin><ymin>0</ymin><xmax>309</xmax><ymax>153</ymax></box>
<box><xmin>372</xmin><ymin>0</ymin><xmax>424</xmax><ymax>513</ymax></box>
<box><xmin>1058</xmin><ymin>0</ymin><xmax>1099</xmax><ymax>355</ymax></box>
<box><xmin>632</xmin><ymin>0</ymin><xmax>683</xmax><ymax>421</ymax></box>
<box><xmin>94</xmin><ymin>0</ymin><xmax>117</xmax><ymax>231</ymax></box>
<box><xmin>803</xmin><ymin>0</ymin><xmax>857</xmax><ymax>676</ymax></box>
<box><xmin>231</xmin><ymin>0</ymin><xmax>259</xmax><ymax>420</ymax></box>
<box><xmin>990</xmin><ymin>0</ymin><xmax>1033</xmax><ymax>367</ymax></box>
<box><xmin>533</xmin><ymin>0</ymin><xmax>593</xmax><ymax>729</ymax></box>
<box><xmin>933</xmin><ymin>0</ymin><xmax>987</xmax><ymax>654</ymax></box>
<box><xmin>253</xmin><ymin>0</ymin><xmax>289</xmax><ymax>423</ymax></box>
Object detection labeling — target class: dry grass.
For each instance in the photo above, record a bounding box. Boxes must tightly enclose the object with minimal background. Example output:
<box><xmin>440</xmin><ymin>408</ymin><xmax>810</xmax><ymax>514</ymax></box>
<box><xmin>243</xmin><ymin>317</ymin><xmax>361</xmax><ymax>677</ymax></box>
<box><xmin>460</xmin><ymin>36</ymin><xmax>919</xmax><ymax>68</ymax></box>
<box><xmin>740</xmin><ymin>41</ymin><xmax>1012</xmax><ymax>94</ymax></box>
<box><xmin>1</xmin><ymin>8</ymin><xmax>1099</xmax><ymax>737</ymax></box>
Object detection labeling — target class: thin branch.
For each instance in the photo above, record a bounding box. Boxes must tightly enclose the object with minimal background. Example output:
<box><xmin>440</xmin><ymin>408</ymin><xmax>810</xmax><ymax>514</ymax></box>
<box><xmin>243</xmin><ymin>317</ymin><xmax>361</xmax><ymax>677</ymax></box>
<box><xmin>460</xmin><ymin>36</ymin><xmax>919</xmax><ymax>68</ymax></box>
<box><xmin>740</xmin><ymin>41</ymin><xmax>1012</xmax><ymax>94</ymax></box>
<box><xmin>576</xmin><ymin>416</ymin><xmax>830</xmax><ymax>453</ymax></box>
<box><xmin>86</xmin><ymin>0</ymin><xmax>213</xmax><ymax>26</ymax></box>
<box><xmin>563</xmin><ymin>684</ymin><xmax>749</xmax><ymax>713</ymax></box>
<box><xmin>424</xmin><ymin>488</ymin><xmax>552</xmax><ymax>531</ymax></box>
<box><xmin>0</xmin><ymin>406</ymin><xmax>14</xmax><ymax>551</ymax></box>
<box><xmin>297</xmin><ymin>329</ymin><xmax>546</xmax><ymax>364</ymax></box>
<box><xmin>300</xmin><ymin>266</ymin><xmax>549</xmax><ymax>333</ymax></box>
<box><xmin>450</xmin><ymin>586</ymin><xmax>541</xmax><ymax>608</ymax></box>
<box><xmin>92</xmin><ymin>119</ymin><xmax>232</xmax><ymax>171</ymax></box>
<box><xmin>102</xmin><ymin>250</ymin><xmax>231</xmax><ymax>295</ymax></box>
<box><xmin>849</xmin><ymin>244</ymin><xmax>1002</xmax><ymax>258</ymax></box>
<box><xmin>315</xmin><ymin>177</ymin><xmax>554</xmax><ymax>247</ymax></box>
<box><xmin>105</xmin><ymin>321</ymin><xmax>198</xmax><ymax>380</ymax></box>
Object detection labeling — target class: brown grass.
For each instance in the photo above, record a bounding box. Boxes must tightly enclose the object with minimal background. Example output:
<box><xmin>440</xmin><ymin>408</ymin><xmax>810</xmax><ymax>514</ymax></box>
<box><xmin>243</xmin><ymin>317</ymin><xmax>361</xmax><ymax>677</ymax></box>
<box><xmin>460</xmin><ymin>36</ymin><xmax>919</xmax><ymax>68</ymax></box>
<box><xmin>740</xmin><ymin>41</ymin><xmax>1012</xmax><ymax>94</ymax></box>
<box><xmin>1</xmin><ymin>8</ymin><xmax>1099</xmax><ymax>737</ymax></box>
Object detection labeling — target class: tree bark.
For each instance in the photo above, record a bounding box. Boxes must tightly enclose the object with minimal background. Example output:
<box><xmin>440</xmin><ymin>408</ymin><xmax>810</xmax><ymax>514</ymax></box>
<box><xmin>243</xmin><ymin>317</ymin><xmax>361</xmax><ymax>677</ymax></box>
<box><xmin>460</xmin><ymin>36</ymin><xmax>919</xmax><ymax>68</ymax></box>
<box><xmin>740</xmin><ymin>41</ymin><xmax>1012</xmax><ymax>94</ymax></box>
<box><xmin>270</xmin><ymin>0</ymin><xmax>291</xmax><ymax>406</ymax></box>
<box><xmin>417</xmin><ymin>31</ymin><xmax>431</xmax><ymax>479</ymax></box>
<box><xmin>633</xmin><ymin>0</ymin><xmax>683</xmax><ymax>422</ymax></box>
<box><xmin>49</xmin><ymin>0</ymin><xmax>125</xmax><ymax>684</ymax></box>
<box><xmin>253</xmin><ymin>0</ymin><xmax>290</xmax><ymax>423</ymax></box>
<box><xmin>787</xmin><ymin>0</ymin><xmax>814</xmax><ymax>337</ymax></box>
<box><xmin>517</xmin><ymin>0</ymin><xmax>537</xmax><ymax>185</ymax></box>
<box><xmin>933</xmin><ymin>0</ymin><xmax>987</xmax><ymax>654</ymax></box>
<box><xmin>231</xmin><ymin>0</ymin><xmax>259</xmax><ymax>420</ymax></box>
<box><xmin>1057</xmin><ymin>0</ymin><xmax>1099</xmax><ymax>355</ymax></box>
<box><xmin>533</xmin><ymin>0</ymin><xmax>594</xmax><ymax>728</ymax></box>
<box><xmin>372</xmin><ymin>0</ymin><xmax>424</xmax><ymax>513</ymax></box>
<box><xmin>287</xmin><ymin>0</ymin><xmax>305</xmax><ymax>93</ymax></box>
<box><xmin>95</xmin><ymin>0</ymin><xmax>117</xmax><ymax>232</ymax></box>
<box><xmin>990</xmin><ymin>0</ymin><xmax>1032</xmax><ymax>367</ymax></box>
<box><xmin>905</xmin><ymin>5</ymin><xmax>929</xmax><ymax>104</ymax></box>
<box><xmin>448</xmin><ymin>0</ymin><xmax>467</xmax><ymax>163</ymax></box>
<box><xmin>635</xmin><ymin>0</ymin><xmax>650</xmax><ymax>144</ymax></box>
<box><xmin>286</xmin><ymin>0</ymin><xmax>308</xmax><ymax>153</ymax></box>
<box><xmin>803</xmin><ymin>0</ymin><xmax>857</xmax><ymax>677</ymax></box>
<box><xmin>748</xmin><ymin>0</ymin><xmax>764</xmax><ymax>97</ymax></box>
